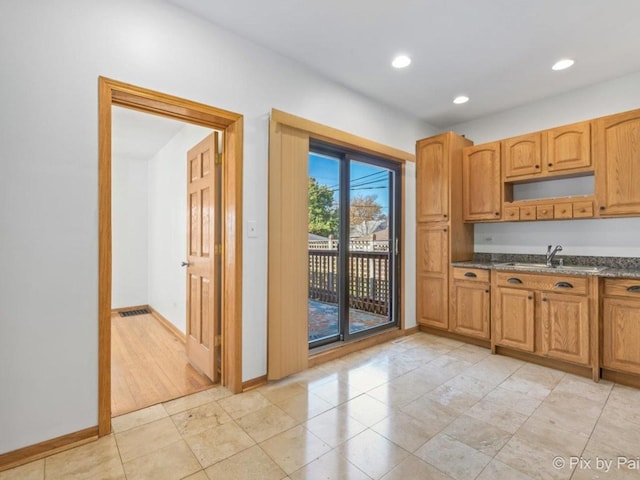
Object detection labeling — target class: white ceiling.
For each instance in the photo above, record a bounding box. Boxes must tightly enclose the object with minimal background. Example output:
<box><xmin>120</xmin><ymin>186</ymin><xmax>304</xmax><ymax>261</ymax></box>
<box><xmin>112</xmin><ymin>106</ymin><xmax>187</xmax><ymax>159</ymax></box>
<box><xmin>168</xmin><ymin>0</ymin><xmax>640</xmax><ymax>127</ymax></box>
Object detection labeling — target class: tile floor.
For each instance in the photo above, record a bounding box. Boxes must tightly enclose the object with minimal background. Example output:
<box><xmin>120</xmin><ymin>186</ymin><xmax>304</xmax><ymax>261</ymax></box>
<box><xmin>3</xmin><ymin>332</ymin><xmax>640</xmax><ymax>480</ymax></box>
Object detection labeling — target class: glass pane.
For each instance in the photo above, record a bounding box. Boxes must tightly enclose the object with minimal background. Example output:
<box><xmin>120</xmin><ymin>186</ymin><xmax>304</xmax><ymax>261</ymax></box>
<box><xmin>308</xmin><ymin>152</ymin><xmax>340</xmax><ymax>344</ymax></box>
<box><xmin>348</xmin><ymin>160</ymin><xmax>394</xmax><ymax>334</ymax></box>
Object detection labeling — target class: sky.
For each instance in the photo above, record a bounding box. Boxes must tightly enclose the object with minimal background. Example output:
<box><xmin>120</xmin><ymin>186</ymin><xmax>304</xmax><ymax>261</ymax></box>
<box><xmin>308</xmin><ymin>152</ymin><xmax>391</xmax><ymax>211</ymax></box>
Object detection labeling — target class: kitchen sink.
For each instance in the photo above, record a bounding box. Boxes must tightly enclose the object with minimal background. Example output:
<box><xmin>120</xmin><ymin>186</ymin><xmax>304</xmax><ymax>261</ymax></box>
<box><xmin>493</xmin><ymin>262</ymin><xmax>608</xmax><ymax>273</ymax></box>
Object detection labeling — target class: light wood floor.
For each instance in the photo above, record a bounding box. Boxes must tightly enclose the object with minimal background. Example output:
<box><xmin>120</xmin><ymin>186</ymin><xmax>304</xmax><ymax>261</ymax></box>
<box><xmin>111</xmin><ymin>312</ymin><xmax>213</xmax><ymax>417</ymax></box>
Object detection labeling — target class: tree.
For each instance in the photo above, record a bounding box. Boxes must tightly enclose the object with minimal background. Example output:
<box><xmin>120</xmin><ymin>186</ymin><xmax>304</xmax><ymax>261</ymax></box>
<box><xmin>350</xmin><ymin>194</ymin><xmax>384</xmax><ymax>227</ymax></box>
<box><xmin>308</xmin><ymin>177</ymin><xmax>338</xmax><ymax>237</ymax></box>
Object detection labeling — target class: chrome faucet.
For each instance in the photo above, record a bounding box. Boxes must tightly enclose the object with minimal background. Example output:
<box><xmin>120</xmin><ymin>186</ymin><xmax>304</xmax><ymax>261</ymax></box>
<box><xmin>546</xmin><ymin>244</ymin><xmax>563</xmax><ymax>267</ymax></box>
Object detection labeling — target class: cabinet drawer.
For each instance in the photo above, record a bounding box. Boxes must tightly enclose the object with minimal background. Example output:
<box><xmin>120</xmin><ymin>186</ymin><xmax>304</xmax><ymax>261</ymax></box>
<box><xmin>573</xmin><ymin>201</ymin><xmax>593</xmax><ymax>218</ymax></box>
<box><xmin>520</xmin><ymin>206</ymin><xmax>536</xmax><ymax>221</ymax></box>
<box><xmin>603</xmin><ymin>278</ymin><xmax>640</xmax><ymax>298</ymax></box>
<box><xmin>452</xmin><ymin>267</ymin><xmax>490</xmax><ymax>283</ymax></box>
<box><xmin>504</xmin><ymin>206</ymin><xmax>520</xmax><ymax>221</ymax></box>
<box><xmin>536</xmin><ymin>205</ymin><xmax>554</xmax><ymax>220</ymax></box>
<box><xmin>554</xmin><ymin>203</ymin><xmax>573</xmax><ymax>219</ymax></box>
<box><xmin>494</xmin><ymin>271</ymin><xmax>588</xmax><ymax>295</ymax></box>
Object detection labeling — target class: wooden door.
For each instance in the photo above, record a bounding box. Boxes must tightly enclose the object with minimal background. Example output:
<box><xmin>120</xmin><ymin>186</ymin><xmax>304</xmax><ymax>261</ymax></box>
<box><xmin>462</xmin><ymin>142</ymin><xmax>502</xmax><ymax>221</ymax></box>
<box><xmin>594</xmin><ymin>109</ymin><xmax>640</xmax><ymax>216</ymax></box>
<box><xmin>493</xmin><ymin>287</ymin><xmax>535</xmax><ymax>352</ymax></box>
<box><xmin>416</xmin><ymin>135</ymin><xmax>449</xmax><ymax>222</ymax></box>
<box><xmin>545</xmin><ymin>121</ymin><xmax>591</xmax><ymax>173</ymax></box>
<box><xmin>603</xmin><ymin>297</ymin><xmax>640</xmax><ymax>375</ymax></box>
<box><xmin>186</xmin><ymin>132</ymin><xmax>221</xmax><ymax>382</ymax></box>
<box><xmin>503</xmin><ymin>132</ymin><xmax>542</xmax><ymax>179</ymax></box>
<box><xmin>540</xmin><ymin>293</ymin><xmax>590</xmax><ymax>365</ymax></box>
<box><xmin>451</xmin><ymin>281</ymin><xmax>490</xmax><ymax>339</ymax></box>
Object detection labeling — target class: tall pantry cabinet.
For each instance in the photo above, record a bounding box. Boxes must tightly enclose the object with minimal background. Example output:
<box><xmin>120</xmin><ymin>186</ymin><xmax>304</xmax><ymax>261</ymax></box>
<box><xmin>416</xmin><ymin>132</ymin><xmax>475</xmax><ymax>330</ymax></box>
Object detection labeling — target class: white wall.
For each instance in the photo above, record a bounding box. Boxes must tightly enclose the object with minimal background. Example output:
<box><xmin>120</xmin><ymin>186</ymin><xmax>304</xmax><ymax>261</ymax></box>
<box><xmin>147</xmin><ymin>124</ymin><xmax>213</xmax><ymax>333</ymax></box>
<box><xmin>447</xmin><ymin>72</ymin><xmax>640</xmax><ymax>258</ymax></box>
<box><xmin>0</xmin><ymin>0</ymin><xmax>434</xmax><ymax>453</ymax></box>
<box><xmin>112</xmin><ymin>155</ymin><xmax>149</xmax><ymax>308</ymax></box>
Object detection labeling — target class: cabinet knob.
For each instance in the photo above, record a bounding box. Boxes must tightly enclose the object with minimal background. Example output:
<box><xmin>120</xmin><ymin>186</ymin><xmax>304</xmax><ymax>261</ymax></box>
<box><xmin>542</xmin><ymin>297</ymin><xmax>547</xmax><ymax>302</ymax></box>
<box><xmin>443</xmin><ymin>214</ymin><xmax>447</xmax><ymax>218</ymax></box>
<box><xmin>495</xmin><ymin>212</ymin><xmax>500</xmax><ymax>216</ymax></box>
<box><xmin>548</xmin><ymin>163</ymin><xmax>553</xmax><ymax>167</ymax></box>
<box><xmin>600</xmin><ymin>206</ymin><xmax>606</xmax><ymax>211</ymax></box>
<box><xmin>535</xmin><ymin>165</ymin><xmax>540</xmax><ymax>169</ymax></box>
<box><xmin>528</xmin><ymin>296</ymin><xmax>533</xmax><ymax>300</ymax></box>
<box><xmin>485</xmin><ymin>289</ymin><xmax>490</xmax><ymax>293</ymax></box>
<box><xmin>443</xmin><ymin>228</ymin><xmax>447</xmax><ymax>232</ymax></box>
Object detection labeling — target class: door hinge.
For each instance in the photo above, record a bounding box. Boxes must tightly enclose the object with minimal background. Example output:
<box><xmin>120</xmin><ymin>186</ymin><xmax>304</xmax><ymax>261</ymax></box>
<box><xmin>214</xmin><ymin>334</ymin><xmax>222</xmax><ymax>347</ymax></box>
<box><xmin>214</xmin><ymin>243</ymin><xmax>223</xmax><ymax>256</ymax></box>
<box><xmin>215</xmin><ymin>153</ymin><xmax>223</xmax><ymax>165</ymax></box>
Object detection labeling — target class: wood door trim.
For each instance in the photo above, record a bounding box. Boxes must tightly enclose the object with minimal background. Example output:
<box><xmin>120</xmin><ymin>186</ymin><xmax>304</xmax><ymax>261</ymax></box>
<box><xmin>98</xmin><ymin>77</ymin><xmax>243</xmax><ymax>437</ymax></box>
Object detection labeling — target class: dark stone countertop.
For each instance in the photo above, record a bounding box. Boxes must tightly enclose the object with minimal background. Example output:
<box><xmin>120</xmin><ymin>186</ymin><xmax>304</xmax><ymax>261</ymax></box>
<box><xmin>451</xmin><ymin>253</ymin><xmax>640</xmax><ymax>279</ymax></box>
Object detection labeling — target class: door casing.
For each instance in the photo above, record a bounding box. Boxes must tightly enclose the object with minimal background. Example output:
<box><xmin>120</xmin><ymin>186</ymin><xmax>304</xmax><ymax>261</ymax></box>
<box><xmin>98</xmin><ymin>77</ymin><xmax>243</xmax><ymax>436</ymax></box>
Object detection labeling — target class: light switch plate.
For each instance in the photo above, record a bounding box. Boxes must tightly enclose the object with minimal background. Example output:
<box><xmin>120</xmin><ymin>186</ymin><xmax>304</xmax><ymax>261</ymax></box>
<box><xmin>247</xmin><ymin>220</ymin><xmax>258</xmax><ymax>238</ymax></box>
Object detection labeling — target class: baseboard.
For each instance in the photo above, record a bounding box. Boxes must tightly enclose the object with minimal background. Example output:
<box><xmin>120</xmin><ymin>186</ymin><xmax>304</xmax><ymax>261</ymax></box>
<box><xmin>404</xmin><ymin>325</ymin><xmax>420</xmax><ymax>335</ymax></box>
<box><xmin>0</xmin><ymin>426</ymin><xmax>98</xmax><ymax>473</ymax></box>
<box><xmin>602</xmin><ymin>369</ymin><xmax>640</xmax><ymax>389</ymax></box>
<box><xmin>148</xmin><ymin>305</ymin><xmax>186</xmax><ymax>343</ymax></box>
<box><xmin>495</xmin><ymin>346</ymin><xmax>592</xmax><ymax>379</ymax></box>
<box><xmin>242</xmin><ymin>375</ymin><xmax>268</xmax><ymax>391</ymax></box>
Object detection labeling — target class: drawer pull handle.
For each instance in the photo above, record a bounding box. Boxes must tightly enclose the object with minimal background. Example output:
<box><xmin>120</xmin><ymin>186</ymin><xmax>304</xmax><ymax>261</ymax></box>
<box><xmin>627</xmin><ymin>286</ymin><xmax>640</xmax><ymax>293</ymax></box>
<box><xmin>554</xmin><ymin>281</ymin><xmax>573</xmax><ymax>289</ymax></box>
<box><xmin>464</xmin><ymin>272</ymin><xmax>477</xmax><ymax>278</ymax></box>
<box><xmin>507</xmin><ymin>277</ymin><xmax>523</xmax><ymax>284</ymax></box>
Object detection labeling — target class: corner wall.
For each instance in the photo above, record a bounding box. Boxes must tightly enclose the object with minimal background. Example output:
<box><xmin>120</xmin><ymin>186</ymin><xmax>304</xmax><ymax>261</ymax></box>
<box><xmin>147</xmin><ymin>124</ymin><xmax>213</xmax><ymax>333</ymax></box>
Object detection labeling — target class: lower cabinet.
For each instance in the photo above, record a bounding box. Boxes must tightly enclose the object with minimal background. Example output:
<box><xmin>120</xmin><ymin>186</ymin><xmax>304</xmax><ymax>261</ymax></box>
<box><xmin>493</xmin><ymin>287</ymin><xmax>535</xmax><ymax>352</ymax></box>
<box><xmin>450</xmin><ymin>268</ymin><xmax>490</xmax><ymax>339</ymax></box>
<box><xmin>417</xmin><ymin>275</ymin><xmax>448</xmax><ymax>329</ymax></box>
<box><xmin>602</xmin><ymin>279</ymin><xmax>640</xmax><ymax>375</ymax></box>
<box><xmin>540</xmin><ymin>293</ymin><xmax>590</xmax><ymax>365</ymax></box>
<box><xmin>492</xmin><ymin>271</ymin><xmax>595</xmax><ymax>368</ymax></box>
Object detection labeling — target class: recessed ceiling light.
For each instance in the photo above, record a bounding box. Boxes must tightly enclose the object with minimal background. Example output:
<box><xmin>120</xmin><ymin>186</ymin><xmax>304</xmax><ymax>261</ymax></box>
<box><xmin>453</xmin><ymin>95</ymin><xmax>469</xmax><ymax>105</ymax></box>
<box><xmin>392</xmin><ymin>55</ymin><xmax>411</xmax><ymax>69</ymax></box>
<box><xmin>552</xmin><ymin>59</ymin><xmax>575</xmax><ymax>71</ymax></box>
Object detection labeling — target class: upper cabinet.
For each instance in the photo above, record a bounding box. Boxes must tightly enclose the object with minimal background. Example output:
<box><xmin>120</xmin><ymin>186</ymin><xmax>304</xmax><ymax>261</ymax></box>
<box><xmin>416</xmin><ymin>136</ymin><xmax>449</xmax><ymax>222</ymax></box>
<box><xmin>546</xmin><ymin>121</ymin><xmax>591</xmax><ymax>173</ymax></box>
<box><xmin>462</xmin><ymin>142</ymin><xmax>502</xmax><ymax>221</ymax></box>
<box><xmin>503</xmin><ymin>133</ymin><xmax>542</xmax><ymax>180</ymax></box>
<box><xmin>595</xmin><ymin>109</ymin><xmax>640</xmax><ymax>216</ymax></box>
<box><xmin>503</xmin><ymin>121</ymin><xmax>592</xmax><ymax>181</ymax></box>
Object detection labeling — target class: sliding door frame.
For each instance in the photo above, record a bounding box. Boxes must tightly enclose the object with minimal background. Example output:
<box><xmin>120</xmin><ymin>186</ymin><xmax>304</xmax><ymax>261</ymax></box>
<box><xmin>268</xmin><ymin>109</ymin><xmax>413</xmax><ymax>380</ymax></box>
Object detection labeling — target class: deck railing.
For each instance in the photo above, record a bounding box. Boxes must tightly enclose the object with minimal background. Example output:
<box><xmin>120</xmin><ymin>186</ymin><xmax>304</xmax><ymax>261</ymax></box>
<box><xmin>308</xmin><ymin>248</ymin><xmax>390</xmax><ymax>315</ymax></box>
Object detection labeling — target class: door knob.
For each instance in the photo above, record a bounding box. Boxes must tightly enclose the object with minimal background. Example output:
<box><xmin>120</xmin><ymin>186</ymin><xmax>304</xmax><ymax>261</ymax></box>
<box><xmin>181</xmin><ymin>261</ymin><xmax>190</xmax><ymax>267</ymax></box>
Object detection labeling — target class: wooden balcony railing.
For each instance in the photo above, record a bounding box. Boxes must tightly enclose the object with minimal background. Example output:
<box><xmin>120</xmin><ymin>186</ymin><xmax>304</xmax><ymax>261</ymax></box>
<box><xmin>308</xmin><ymin>249</ymin><xmax>390</xmax><ymax>316</ymax></box>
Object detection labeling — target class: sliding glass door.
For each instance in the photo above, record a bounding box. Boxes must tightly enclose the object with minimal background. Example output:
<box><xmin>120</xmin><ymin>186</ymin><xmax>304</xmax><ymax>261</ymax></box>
<box><xmin>308</xmin><ymin>142</ymin><xmax>401</xmax><ymax>349</ymax></box>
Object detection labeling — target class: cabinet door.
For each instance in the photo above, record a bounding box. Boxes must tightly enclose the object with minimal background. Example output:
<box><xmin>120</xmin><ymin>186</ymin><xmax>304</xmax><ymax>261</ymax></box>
<box><xmin>416</xmin><ymin>224</ymin><xmax>448</xmax><ymax>275</ymax></box>
<box><xmin>462</xmin><ymin>142</ymin><xmax>502</xmax><ymax>221</ymax></box>
<box><xmin>417</xmin><ymin>275</ymin><xmax>448</xmax><ymax>329</ymax></box>
<box><xmin>451</xmin><ymin>282</ymin><xmax>490</xmax><ymax>339</ymax></box>
<box><xmin>416</xmin><ymin>135</ymin><xmax>449</xmax><ymax>222</ymax></box>
<box><xmin>594</xmin><ymin>109</ymin><xmax>640</xmax><ymax>216</ymax></box>
<box><xmin>494</xmin><ymin>287</ymin><xmax>535</xmax><ymax>352</ymax></box>
<box><xmin>603</xmin><ymin>297</ymin><xmax>640</xmax><ymax>375</ymax></box>
<box><xmin>503</xmin><ymin>133</ymin><xmax>542</xmax><ymax>179</ymax></box>
<box><xmin>540</xmin><ymin>293</ymin><xmax>590</xmax><ymax>365</ymax></box>
<box><xmin>546</xmin><ymin>121</ymin><xmax>591</xmax><ymax>173</ymax></box>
